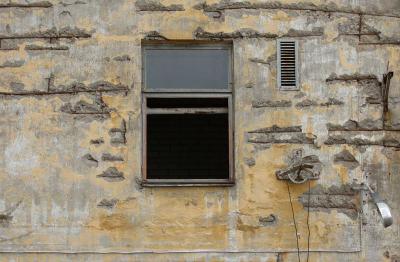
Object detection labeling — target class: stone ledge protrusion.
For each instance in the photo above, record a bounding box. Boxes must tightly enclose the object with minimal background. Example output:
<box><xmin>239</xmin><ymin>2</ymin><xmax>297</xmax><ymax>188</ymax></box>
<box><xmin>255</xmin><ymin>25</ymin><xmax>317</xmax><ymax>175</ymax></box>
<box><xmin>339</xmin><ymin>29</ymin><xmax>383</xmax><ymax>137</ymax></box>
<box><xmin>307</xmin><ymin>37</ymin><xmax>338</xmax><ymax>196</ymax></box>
<box><xmin>135</xmin><ymin>0</ymin><xmax>184</xmax><ymax>11</ymax></box>
<box><xmin>247</xmin><ymin>126</ymin><xmax>316</xmax><ymax>145</ymax></box>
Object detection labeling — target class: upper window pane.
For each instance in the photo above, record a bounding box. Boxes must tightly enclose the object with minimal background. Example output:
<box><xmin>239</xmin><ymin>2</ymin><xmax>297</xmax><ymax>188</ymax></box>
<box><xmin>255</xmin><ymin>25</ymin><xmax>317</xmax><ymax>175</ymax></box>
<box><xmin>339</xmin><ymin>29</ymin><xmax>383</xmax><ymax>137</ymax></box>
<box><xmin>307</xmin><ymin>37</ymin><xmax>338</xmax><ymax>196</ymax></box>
<box><xmin>144</xmin><ymin>46</ymin><xmax>231</xmax><ymax>91</ymax></box>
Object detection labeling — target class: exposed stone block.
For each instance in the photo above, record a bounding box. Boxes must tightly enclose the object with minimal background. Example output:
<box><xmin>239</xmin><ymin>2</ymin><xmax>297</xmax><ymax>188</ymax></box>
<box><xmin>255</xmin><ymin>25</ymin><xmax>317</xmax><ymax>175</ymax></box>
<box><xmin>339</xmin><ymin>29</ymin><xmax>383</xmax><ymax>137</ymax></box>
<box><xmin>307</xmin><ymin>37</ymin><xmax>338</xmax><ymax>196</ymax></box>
<box><xmin>0</xmin><ymin>27</ymin><xmax>92</xmax><ymax>41</ymax></box>
<box><xmin>135</xmin><ymin>0</ymin><xmax>184</xmax><ymax>11</ymax></box>
<box><xmin>102</xmin><ymin>153</ymin><xmax>124</xmax><ymax>162</ymax></box>
<box><xmin>248</xmin><ymin>125</ymin><xmax>302</xmax><ymax>133</ymax></box>
<box><xmin>298</xmin><ymin>184</ymin><xmax>359</xmax><ymax>219</ymax></box>
<box><xmin>109</xmin><ymin>120</ymin><xmax>127</xmax><ymax>145</ymax></box>
<box><xmin>0</xmin><ymin>60</ymin><xmax>24</xmax><ymax>68</ymax></box>
<box><xmin>193</xmin><ymin>1</ymin><xmax>400</xmax><ymax>17</ymax></box>
<box><xmin>259</xmin><ymin>214</ymin><xmax>277</xmax><ymax>226</ymax></box>
<box><xmin>327</xmin><ymin>119</ymin><xmax>383</xmax><ymax>131</ymax></box>
<box><xmin>90</xmin><ymin>138</ymin><xmax>105</xmax><ymax>145</ymax></box>
<box><xmin>252</xmin><ymin>100</ymin><xmax>292</xmax><ymax>108</ymax></box>
<box><xmin>25</xmin><ymin>44</ymin><xmax>69</xmax><ymax>51</ymax></box>
<box><xmin>194</xmin><ymin>27</ymin><xmax>277</xmax><ymax>40</ymax></box>
<box><xmin>0</xmin><ymin>1</ymin><xmax>52</xmax><ymax>8</ymax></box>
<box><xmin>97</xmin><ymin>167</ymin><xmax>125</xmax><ymax>182</ymax></box>
<box><xmin>97</xmin><ymin>199</ymin><xmax>118</xmax><ymax>209</ymax></box>
<box><xmin>82</xmin><ymin>154</ymin><xmax>98</xmax><ymax>168</ymax></box>
<box><xmin>60</xmin><ymin>96</ymin><xmax>111</xmax><ymax>115</ymax></box>
<box><xmin>334</xmin><ymin>149</ymin><xmax>359</xmax><ymax>169</ymax></box>
<box><xmin>248</xmin><ymin>133</ymin><xmax>316</xmax><ymax>145</ymax></box>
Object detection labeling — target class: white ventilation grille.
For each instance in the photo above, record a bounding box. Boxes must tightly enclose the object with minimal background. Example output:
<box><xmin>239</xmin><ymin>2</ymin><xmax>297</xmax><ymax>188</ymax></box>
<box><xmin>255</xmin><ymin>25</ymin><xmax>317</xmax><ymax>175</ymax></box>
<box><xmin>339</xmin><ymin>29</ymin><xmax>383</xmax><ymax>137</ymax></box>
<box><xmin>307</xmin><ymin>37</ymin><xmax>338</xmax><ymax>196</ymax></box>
<box><xmin>277</xmin><ymin>39</ymin><xmax>299</xmax><ymax>90</ymax></box>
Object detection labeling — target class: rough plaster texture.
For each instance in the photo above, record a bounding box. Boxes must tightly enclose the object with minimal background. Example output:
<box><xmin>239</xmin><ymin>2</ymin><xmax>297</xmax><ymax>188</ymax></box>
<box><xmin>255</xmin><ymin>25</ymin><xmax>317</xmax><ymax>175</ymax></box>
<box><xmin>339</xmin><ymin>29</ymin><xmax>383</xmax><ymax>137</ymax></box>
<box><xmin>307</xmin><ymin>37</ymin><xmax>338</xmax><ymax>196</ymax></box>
<box><xmin>0</xmin><ymin>0</ymin><xmax>399</xmax><ymax>261</ymax></box>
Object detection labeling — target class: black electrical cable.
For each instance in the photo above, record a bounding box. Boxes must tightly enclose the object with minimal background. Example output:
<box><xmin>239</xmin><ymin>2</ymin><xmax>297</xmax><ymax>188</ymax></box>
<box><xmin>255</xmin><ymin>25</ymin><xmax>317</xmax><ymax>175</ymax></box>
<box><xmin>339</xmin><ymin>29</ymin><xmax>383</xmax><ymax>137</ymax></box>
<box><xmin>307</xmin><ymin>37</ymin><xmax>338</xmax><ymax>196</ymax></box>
<box><xmin>306</xmin><ymin>180</ymin><xmax>311</xmax><ymax>262</ymax></box>
<box><xmin>287</xmin><ymin>181</ymin><xmax>301</xmax><ymax>262</ymax></box>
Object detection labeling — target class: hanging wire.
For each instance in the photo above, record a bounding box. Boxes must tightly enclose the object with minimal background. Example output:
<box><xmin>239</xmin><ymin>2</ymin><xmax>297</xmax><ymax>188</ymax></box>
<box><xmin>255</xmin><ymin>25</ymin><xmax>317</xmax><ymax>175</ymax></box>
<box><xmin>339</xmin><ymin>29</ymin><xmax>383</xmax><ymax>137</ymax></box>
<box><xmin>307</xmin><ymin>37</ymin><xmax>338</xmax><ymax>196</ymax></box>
<box><xmin>306</xmin><ymin>180</ymin><xmax>311</xmax><ymax>262</ymax></box>
<box><xmin>287</xmin><ymin>181</ymin><xmax>301</xmax><ymax>262</ymax></box>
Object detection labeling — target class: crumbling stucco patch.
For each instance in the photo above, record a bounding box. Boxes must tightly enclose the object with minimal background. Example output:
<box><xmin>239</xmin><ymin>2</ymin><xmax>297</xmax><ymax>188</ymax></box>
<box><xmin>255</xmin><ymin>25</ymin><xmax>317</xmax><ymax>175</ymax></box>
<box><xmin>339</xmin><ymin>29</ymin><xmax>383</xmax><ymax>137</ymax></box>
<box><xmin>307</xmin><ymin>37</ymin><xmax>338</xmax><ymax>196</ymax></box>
<box><xmin>299</xmin><ymin>184</ymin><xmax>359</xmax><ymax>219</ymax></box>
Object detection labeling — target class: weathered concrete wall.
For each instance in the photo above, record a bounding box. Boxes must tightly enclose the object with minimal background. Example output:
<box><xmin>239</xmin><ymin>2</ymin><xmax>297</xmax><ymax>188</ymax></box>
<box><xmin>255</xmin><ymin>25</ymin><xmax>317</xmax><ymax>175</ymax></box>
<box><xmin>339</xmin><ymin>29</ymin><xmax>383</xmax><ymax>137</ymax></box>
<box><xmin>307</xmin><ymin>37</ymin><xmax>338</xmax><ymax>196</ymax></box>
<box><xmin>0</xmin><ymin>0</ymin><xmax>399</xmax><ymax>261</ymax></box>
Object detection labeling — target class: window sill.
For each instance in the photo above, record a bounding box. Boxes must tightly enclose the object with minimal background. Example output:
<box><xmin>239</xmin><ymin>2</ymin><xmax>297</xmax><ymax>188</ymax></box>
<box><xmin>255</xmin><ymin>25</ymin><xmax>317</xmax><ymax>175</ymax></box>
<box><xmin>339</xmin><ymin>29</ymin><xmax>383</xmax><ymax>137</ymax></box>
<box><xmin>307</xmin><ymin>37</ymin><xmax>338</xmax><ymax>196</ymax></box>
<box><xmin>141</xmin><ymin>179</ymin><xmax>235</xmax><ymax>187</ymax></box>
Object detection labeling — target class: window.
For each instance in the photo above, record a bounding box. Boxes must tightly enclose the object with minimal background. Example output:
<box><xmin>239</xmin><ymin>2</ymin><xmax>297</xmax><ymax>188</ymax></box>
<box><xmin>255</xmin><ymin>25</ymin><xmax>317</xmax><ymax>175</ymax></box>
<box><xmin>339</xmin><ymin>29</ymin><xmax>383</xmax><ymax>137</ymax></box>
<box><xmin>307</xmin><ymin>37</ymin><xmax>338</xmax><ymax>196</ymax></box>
<box><xmin>141</xmin><ymin>42</ymin><xmax>234</xmax><ymax>186</ymax></box>
<box><xmin>277</xmin><ymin>39</ymin><xmax>299</xmax><ymax>90</ymax></box>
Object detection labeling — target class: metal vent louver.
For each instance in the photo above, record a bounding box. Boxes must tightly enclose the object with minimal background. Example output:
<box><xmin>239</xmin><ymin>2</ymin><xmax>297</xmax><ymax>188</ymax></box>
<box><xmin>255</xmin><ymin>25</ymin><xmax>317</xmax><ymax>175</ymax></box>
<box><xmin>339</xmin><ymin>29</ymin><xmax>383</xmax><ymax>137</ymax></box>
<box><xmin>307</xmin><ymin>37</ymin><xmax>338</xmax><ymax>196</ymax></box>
<box><xmin>277</xmin><ymin>40</ymin><xmax>298</xmax><ymax>90</ymax></box>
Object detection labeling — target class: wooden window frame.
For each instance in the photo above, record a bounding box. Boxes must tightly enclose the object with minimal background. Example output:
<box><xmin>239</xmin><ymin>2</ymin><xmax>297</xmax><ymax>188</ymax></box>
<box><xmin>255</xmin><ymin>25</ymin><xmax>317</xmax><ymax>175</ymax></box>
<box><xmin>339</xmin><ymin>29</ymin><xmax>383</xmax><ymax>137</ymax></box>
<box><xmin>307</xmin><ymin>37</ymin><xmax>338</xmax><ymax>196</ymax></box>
<box><xmin>141</xmin><ymin>42</ymin><xmax>234</xmax><ymax>187</ymax></box>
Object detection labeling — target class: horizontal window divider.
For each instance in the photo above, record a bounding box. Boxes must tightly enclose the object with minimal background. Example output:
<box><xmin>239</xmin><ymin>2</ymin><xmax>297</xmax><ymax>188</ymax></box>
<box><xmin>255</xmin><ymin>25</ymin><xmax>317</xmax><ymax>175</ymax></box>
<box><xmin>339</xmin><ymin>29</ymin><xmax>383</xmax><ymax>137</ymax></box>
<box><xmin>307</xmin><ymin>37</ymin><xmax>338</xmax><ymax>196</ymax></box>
<box><xmin>143</xmin><ymin>89</ymin><xmax>232</xmax><ymax>93</ymax></box>
<box><xmin>147</xmin><ymin>107</ymin><xmax>228</xmax><ymax>114</ymax></box>
<box><xmin>142</xmin><ymin>179</ymin><xmax>235</xmax><ymax>187</ymax></box>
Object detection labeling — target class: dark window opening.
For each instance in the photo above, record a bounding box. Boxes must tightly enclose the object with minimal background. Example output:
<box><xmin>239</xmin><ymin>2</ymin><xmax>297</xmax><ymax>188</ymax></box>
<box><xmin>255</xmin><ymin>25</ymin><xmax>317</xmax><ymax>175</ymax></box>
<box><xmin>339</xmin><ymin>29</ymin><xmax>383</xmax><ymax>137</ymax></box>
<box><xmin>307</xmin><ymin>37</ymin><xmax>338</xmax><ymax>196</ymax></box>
<box><xmin>147</xmin><ymin>114</ymin><xmax>229</xmax><ymax>180</ymax></box>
